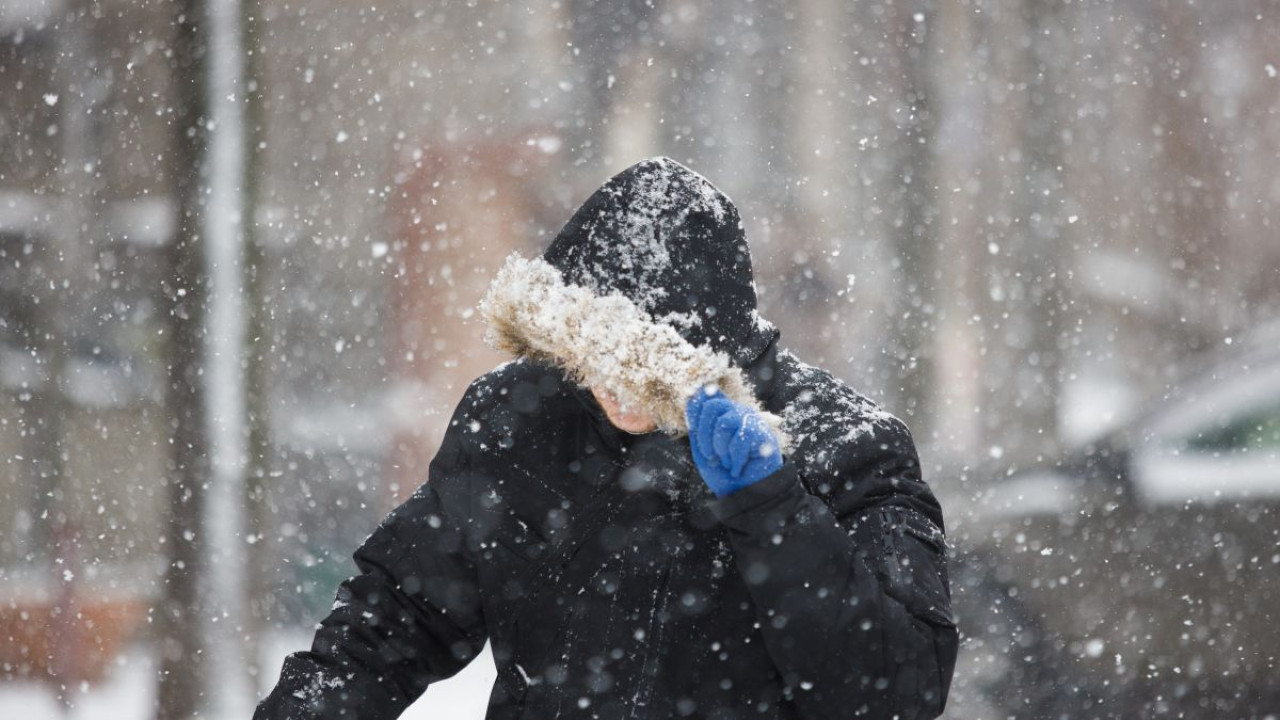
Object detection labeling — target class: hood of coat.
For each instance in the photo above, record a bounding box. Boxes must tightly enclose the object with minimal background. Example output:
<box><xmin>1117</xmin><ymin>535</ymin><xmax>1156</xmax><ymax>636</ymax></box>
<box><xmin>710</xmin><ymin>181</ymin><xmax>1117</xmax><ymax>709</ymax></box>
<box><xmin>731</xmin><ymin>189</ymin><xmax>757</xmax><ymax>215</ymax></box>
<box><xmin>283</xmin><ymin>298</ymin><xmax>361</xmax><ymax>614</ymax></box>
<box><xmin>479</xmin><ymin>157</ymin><xmax>785</xmax><ymax>441</ymax></box>
<box><xmin>543</xmin><ymin>157</ymin><xmax>771</xmax><ymax>360</ymax></box>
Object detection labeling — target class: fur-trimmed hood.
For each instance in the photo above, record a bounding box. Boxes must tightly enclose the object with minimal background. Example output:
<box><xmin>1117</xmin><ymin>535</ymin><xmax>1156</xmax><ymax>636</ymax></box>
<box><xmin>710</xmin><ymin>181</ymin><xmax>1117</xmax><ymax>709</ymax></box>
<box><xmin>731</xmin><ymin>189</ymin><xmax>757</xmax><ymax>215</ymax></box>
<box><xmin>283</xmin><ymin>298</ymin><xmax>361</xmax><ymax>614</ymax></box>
<box><xmin>478</xmin><ymin>158</ymin><xmax>784</xmax><ymax>441</ymax></box>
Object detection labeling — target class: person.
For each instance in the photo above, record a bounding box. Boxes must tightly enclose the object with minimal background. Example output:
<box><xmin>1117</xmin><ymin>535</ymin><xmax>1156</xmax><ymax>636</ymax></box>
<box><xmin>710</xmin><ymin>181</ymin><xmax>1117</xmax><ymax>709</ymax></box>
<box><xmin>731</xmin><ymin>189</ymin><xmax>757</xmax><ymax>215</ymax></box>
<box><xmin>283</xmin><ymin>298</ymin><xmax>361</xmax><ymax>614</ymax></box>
<box><xmin>255</xmin><ymin>157</ymin><xmax>958</xmax><ymax>720</ymax></box>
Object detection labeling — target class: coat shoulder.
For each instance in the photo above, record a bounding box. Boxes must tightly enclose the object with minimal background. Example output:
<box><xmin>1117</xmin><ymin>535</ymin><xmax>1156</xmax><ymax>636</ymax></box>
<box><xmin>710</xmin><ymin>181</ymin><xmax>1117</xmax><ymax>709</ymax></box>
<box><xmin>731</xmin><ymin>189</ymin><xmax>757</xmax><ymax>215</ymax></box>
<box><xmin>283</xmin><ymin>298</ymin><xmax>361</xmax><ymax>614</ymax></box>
<box><xmin>423</xmin><ymin>359</ymin><xmax>583</xmax><ymax>514</ymax></box>
<box><xmin>440</xmin><ymin>359</ymin><xmax>594</xmax><ymax>486</ymax></box>
<box><xmin>771</xmin><ymin>348</ymin><xmax>913</xmax><ymax>458</ymax></box>
<box><xmin>770</xmin><ymin>349</ymin><xmax>930</xmax><ymax>518</ymax></box>
<box><xmin>457</xmin><ymin>359</ymin><xmax>567</xmax><ymax>412</ymax></box>
<box><xmin>449</xmin><ymin>359</ymin><xmax>579</xmax><ymax>438</ymax></box>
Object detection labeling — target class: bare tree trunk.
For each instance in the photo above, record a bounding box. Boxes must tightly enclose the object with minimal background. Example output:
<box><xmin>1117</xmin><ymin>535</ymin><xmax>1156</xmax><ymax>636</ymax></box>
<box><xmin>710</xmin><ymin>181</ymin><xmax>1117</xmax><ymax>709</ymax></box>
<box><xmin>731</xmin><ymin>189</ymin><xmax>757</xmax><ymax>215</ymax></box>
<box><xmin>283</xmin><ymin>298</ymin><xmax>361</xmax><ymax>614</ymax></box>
<box><xmin>24</xmin><ymin>271</ymin><xmax>73</xmax><ymax>710</ymax></box>
<box><xmin>155</xmin><ymin>0</ymin><xmax>211</xmax><ymax>717</ymax></box>
<box><xmin>886</xmin><ymin>1</ymin><xmax>940</xmax><ymax>435</ymax></box>
<box><xmin>966</xmin><ymin>0</ymin><xmax>1070</xmax><ymax>466</ymax></box>
<box><xmin>1148</xmin><ymin>1</ymin><xmax>1227</xmax><ymax>355</ymax></box>
<box><xmin>41</xmin><ymin>0</ymin><xmax>108</xmax><ymax>704</ymax></box>
<box><xmin>240</xmin><ymin>0</ymin><xmax>272</xmax><ymax>690</ymax></box>
<box><xmin>1009</xmin><ymin>0</ymin><xmax>1070</xmax><ymax>462</ymax></box>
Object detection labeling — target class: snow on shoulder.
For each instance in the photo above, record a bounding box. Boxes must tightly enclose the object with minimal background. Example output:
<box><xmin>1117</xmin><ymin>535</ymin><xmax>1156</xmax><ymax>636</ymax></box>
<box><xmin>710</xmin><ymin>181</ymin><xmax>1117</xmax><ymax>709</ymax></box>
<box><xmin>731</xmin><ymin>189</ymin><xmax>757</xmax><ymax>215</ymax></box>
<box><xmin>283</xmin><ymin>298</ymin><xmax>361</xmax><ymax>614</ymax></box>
<box><xmin>479</xmin><ymin>252</ymin><xmax>787</xmax><ymax>445</ymax></box>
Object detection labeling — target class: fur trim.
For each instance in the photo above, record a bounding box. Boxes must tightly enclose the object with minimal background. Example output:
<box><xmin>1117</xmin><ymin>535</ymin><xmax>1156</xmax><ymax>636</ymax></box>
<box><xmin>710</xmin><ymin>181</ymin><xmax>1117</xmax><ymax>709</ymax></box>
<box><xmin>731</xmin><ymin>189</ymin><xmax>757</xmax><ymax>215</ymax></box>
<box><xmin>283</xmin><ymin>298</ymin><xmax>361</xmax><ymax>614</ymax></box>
<box><xmin>479</xmin><ymin>253</ymin><xmax>789</xmax><ymax>447</ymax></box>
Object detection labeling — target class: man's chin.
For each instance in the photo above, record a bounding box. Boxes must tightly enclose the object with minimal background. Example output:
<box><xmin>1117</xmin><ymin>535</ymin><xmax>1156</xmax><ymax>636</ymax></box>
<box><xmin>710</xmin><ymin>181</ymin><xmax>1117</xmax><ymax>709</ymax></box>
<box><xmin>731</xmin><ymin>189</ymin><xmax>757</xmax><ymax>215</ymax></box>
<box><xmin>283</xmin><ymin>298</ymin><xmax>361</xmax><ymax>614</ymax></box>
<box><xmin>613</xmin><ymin>417</ymin><xmax>658</xmax><ymax>434</ymax></box>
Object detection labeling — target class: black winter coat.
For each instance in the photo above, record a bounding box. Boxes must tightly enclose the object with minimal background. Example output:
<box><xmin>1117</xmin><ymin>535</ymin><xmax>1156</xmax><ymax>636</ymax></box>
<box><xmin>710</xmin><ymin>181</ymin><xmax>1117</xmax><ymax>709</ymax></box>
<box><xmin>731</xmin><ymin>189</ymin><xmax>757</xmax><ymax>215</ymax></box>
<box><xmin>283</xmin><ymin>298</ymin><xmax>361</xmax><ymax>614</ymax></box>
<box><xmin>256</xmin><ymin>158</ymin><xmax>957</xmax><ymax>719</ymax></box>
<box><xmin>254</xmin><ymin>342</ymin><xmax>958</xmax><ymax>720</ymax></box>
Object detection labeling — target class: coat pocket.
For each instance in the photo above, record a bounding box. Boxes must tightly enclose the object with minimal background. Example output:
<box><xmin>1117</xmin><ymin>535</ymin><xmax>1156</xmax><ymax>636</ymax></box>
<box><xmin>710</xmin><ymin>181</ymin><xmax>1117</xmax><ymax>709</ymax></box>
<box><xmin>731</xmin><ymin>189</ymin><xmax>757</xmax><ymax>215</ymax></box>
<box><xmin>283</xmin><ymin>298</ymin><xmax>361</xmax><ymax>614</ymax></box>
<box><xmin>493</xmin><ymin>532</ymin><xmax>548</xmax><ymax>564</ymax></box>
<box><xmin>876</xmin><ymin>507</ymin><xmax>959</xmax><ymax>717</ymax></box>
<box><xmin>878</xmin><ymin>507</ymin><xmax>956</xmax><ymax>629</ymax></box>
<box><xmin>493</xmin><ymin>605</ymin><xmax>575</xmax><ymax>710</ymax></box>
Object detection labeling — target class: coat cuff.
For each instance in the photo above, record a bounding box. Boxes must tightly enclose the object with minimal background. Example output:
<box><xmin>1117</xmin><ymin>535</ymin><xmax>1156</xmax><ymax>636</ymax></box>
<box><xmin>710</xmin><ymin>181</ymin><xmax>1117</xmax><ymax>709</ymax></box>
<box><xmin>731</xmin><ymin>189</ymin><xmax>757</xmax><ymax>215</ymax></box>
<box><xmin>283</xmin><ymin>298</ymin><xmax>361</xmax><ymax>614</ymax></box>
<box><xmin>705</xmin><ymin>461</ymin><xmax>802</xmax><ymax>525</ymax></box>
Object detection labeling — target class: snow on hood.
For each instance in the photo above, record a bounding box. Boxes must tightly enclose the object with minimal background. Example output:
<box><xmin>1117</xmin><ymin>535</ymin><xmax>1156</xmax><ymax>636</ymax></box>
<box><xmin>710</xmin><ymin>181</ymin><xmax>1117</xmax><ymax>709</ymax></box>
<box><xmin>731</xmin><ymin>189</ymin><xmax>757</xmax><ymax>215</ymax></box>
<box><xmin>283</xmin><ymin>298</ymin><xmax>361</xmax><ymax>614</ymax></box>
<box><xmin>479</xmin><ymin>253</ymin><xmax>788</xmax><ymax>444</ymax></box>
<box><xmin>541</xmin><ymin>157</ymin><xmax>775</xmax><ymax>364</ymax></box>
<box><xmin>477</xmin><ymin>157</ymin><xmax>785</xmax><ymax>442</ymax></box>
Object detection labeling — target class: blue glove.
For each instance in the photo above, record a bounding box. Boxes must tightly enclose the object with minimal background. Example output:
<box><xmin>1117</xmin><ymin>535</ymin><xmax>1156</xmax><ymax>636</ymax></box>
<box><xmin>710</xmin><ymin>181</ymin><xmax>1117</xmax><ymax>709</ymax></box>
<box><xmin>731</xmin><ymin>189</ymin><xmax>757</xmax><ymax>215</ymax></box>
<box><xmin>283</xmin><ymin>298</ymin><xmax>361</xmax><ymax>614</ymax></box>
<box><xmin>685</xmin><ymin>387</ymin><xmax>783</xmax><ymax>497</ymax></box>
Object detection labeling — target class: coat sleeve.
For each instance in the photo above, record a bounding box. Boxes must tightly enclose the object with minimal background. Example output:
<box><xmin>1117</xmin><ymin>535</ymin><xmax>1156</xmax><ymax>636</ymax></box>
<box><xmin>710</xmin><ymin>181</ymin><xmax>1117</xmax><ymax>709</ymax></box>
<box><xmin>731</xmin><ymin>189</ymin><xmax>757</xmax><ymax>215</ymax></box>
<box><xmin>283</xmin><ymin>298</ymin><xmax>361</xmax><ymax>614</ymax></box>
<box><xmin>253</xmin><ymin>410</ymin><xmax>488</xmax><ymax>720</ymax></box>
<box><xmin>707</xmin><ymin>415</ymin><xmax>958</xmax><ymax>720</ymax></box>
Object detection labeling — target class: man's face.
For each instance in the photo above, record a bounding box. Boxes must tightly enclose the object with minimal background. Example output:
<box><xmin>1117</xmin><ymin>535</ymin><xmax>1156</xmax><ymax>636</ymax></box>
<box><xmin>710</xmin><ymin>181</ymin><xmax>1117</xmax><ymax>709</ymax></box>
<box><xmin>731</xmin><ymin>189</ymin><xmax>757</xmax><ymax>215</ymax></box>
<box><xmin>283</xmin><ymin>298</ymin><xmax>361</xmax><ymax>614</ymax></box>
<box><xmin>589</xmin><ymin>387</ymin><xmax>658</xmax><ymax>434</ymax></box>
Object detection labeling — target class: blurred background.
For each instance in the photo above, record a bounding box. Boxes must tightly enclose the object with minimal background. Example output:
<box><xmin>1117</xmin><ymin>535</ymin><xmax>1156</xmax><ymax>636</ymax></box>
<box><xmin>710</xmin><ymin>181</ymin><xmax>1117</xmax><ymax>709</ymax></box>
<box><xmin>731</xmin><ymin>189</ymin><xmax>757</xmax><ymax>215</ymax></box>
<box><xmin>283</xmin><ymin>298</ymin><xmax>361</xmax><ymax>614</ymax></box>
<box><xmin>1</xmin><ymin>0</ymin><xmax>1278</xmax><ymax>717</ymax></box>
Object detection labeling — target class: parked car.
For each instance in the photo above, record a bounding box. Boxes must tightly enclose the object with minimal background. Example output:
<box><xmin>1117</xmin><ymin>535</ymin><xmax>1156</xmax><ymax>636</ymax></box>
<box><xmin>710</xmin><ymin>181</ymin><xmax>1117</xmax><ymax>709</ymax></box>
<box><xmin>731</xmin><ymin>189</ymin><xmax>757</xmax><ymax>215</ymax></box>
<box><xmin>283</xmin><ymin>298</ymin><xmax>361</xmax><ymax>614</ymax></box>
<box><xmin>951</xmin><ymin>333</ymin><xmax>1280</xmax><ymax>718</ymax></box>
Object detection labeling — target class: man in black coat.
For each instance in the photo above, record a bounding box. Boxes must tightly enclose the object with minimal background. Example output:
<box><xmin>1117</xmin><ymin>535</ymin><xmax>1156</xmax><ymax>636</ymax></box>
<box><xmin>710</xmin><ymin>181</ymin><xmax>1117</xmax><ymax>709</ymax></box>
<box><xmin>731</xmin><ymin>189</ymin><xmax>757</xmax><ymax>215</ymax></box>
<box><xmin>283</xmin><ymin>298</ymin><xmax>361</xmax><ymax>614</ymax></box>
<box><xmin>255</xmin><ymin>158</ymin><xmax>957</xmax><ymax>720</ymax></box>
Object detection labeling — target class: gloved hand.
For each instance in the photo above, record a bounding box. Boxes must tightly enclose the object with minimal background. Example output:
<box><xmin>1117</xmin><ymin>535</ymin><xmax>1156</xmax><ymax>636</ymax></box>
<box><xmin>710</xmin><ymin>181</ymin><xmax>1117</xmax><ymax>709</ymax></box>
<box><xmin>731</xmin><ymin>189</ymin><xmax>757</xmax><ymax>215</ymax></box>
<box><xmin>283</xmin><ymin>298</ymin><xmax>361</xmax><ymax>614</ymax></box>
<box><xmin>685</xmin><ymin>386</ymin><xmax>783</xmax><ymax>497</ymax></box>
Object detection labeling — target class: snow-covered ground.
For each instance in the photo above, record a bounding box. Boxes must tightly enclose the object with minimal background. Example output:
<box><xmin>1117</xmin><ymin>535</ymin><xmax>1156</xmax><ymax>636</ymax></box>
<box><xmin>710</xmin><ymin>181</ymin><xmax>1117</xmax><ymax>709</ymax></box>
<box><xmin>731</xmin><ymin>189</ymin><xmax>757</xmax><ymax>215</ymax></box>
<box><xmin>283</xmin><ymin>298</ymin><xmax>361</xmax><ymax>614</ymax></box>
<box><xmin>0</xmin><ymin>632</ymin><xmax>497</xmax><ymax>719</ymax></box>
<box><xmin>3</xmin><ymin>633</ymin><xmax>1014</xmax><ymax>719</ymax></box>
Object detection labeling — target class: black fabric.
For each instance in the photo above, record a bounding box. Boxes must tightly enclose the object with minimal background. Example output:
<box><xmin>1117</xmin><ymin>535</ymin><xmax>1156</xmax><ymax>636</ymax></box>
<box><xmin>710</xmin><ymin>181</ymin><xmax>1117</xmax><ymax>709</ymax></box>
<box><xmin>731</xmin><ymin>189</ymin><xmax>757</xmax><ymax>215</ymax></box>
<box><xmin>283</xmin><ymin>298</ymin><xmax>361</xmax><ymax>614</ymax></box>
<box><xmin>254</xmin><ymin>353</ymin><xmax>958</xmax><ymax>720</ymax></box>
<box><xmin>542</xmin><ymin>157</ymin><xmax>776</xmax><ymax>365</ymax></box>
<box><xmin>255</xmin><ymin>159</ymin><xmax>957</xmax><ymax>720</ymax></box>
